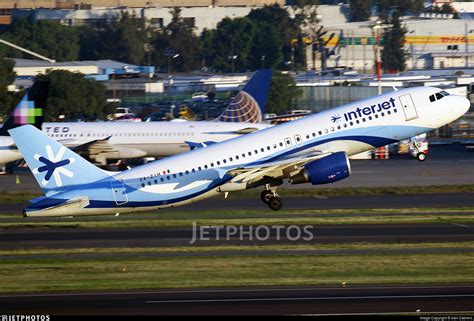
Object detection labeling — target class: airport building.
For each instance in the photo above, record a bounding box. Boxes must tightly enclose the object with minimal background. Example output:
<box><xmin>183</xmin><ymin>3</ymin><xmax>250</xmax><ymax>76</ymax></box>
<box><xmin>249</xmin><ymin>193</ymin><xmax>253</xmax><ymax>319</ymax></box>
<box><xmin>0</xmin><ymin>0</ymin><xmax>284</xmax><ymax>25</ymax></box>
<box><xmin>9</xmin><ymin>2</ymin><xmax>474</xmax><ymax>71</ymax></box>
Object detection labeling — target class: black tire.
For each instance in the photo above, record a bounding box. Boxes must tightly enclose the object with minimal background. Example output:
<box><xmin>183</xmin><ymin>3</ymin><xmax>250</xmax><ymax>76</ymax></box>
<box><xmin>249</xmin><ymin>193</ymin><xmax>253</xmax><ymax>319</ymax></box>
<box><xmin>260</xmin><ymin>190</ymin><xmax>273</xmax><ymax>204</ymax></box>
<box><xmin>416</xmin><ymin>152</ymin><xmax>426</xmax><ymax>162</ymax></box>
<box><xmin>268</xmin><ymin>197</ymin><xmax>283</xmax><ymax>211</ymax></box>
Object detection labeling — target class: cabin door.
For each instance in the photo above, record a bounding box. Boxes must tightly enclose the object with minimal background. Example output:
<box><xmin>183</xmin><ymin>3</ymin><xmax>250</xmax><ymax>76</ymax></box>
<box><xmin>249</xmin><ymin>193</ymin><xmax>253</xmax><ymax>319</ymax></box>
<box><xmin>398</xmin><ymin>94</ymin><xmax>419</xmax><ymax>121</ymax></box>
<box><xmin>111</xmin><ymin>179</ymin><xmax>128</xmax><ymax>206</ymax></box>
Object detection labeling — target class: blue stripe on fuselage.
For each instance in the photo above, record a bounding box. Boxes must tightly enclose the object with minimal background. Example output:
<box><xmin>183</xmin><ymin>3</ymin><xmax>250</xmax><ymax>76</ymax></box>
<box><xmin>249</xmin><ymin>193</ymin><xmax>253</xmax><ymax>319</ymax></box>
<box><xmin>27</xmin><ymin>124</ymin><xmax>432</xmax><ymax>211</ymax></box>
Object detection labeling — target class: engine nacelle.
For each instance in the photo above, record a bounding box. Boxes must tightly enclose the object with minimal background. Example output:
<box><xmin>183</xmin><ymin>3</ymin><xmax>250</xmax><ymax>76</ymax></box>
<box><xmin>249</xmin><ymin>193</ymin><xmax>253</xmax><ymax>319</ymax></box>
<box><xmin>290</xmin><ymin>151</ymin><xmax>351</xmax><ymax>185</ymax></box>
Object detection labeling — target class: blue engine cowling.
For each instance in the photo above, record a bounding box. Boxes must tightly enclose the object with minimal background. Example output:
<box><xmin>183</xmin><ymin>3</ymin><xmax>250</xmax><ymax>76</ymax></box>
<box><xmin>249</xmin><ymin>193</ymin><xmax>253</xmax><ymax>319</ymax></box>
<box><xmin>290</xmin><ymin>151</ymin><xmax>351</xmax><ymax>185</ymax></box>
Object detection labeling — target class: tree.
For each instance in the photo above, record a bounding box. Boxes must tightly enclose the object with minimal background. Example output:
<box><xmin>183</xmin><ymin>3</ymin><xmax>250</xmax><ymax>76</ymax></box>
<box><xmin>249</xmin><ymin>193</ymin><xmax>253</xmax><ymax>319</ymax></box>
<box><xmin>152</xmin><ymin>8</ymin><xmax>202</xmax><ymax>72</ymax></box>
<box><xmin>248</xmin><ymin>22</ymin><xmax>283</xmax><ymax>70</ymax></box>
<box><xmin>1</xmin><ymin>17</ymin><xmax>79</xmax><ymax>62</ymax></box>
<box><xmin>0</xmin><ymin>53</ymin><xmax>17</xmax><ymax>118</ymax></box>
<box><xmin>35</xmin><ymin>70</ymin><xmax>112</xmax><ymax>121</ymax></box>
<box><xmin>376</xmin><ymin>0</ymin><xmax>425</xmax><ymax>19</ymax></box>
<box><xmin>349</xmin><ymin>0</ymin><xmax>372</xmax><ymax>22</ymax></box>
<box><xmin>78</xmin><ymin>13</ymin><xmax>151</xmax><ymax>65</ymax></box>
<box><xmin>266</xmin><ymin>70</ymin><xmax>302</xmax><ymax>114</ymax></box>
<box><xmin>118</xmin><ymin>13</ymin><xmax>149</xmax><ymax>65</ymax></box>
<box><xmin>381</xmin><ymin>11</ymin><xmax>407</xmax><ymax>72</ymax></box>
<box><xmin>248</xmin><ymin>4</ymin><xmax>304</xmax><ymax>69</ymax></box>
<box><xmin>201</xmin><ymin>17</ymin><xmax>256</xmax><ymax>72</ymax></box>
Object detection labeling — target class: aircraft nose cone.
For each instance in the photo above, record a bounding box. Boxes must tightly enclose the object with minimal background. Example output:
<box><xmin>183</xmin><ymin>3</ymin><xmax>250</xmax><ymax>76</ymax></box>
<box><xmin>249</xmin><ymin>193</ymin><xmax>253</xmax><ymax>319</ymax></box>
<box><xmin>460</xmin><ymin>96</ymin><xmax>471</xmax><ymax>114</ymax></box>
<box><xmin>451</xmin><ymin>96</ymin><xmax>471</xmax><ymax>117</ymax></box>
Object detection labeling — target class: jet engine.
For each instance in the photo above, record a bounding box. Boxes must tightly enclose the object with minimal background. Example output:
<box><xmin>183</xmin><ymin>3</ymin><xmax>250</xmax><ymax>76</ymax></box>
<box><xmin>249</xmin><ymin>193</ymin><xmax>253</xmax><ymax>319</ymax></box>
<box><xmin>290</xmin><ymin>151</ymin><xmax>351</xmax><ymax>185</ymax></box>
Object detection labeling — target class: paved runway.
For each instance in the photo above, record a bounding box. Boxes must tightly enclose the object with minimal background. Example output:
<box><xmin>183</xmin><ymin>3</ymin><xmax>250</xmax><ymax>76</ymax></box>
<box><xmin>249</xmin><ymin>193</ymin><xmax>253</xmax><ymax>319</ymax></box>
<box><xmin>0</xmin><ymin>145</ymin><xmax>472</xmax><ymax>194</ymax></box>
<box><xmin>0</xmin><ymin>285</ymin><xmax>473</xmax><ymax>315</ymax></box>
<box><xmin>1</xmin><ymin>192</ymin><xmax>473</xmax><ymax>215</ymax></box>
<box><xmin>1</xmin><ymin>223</ymin><xmax>473</xmax><ymax>250</ymax></box>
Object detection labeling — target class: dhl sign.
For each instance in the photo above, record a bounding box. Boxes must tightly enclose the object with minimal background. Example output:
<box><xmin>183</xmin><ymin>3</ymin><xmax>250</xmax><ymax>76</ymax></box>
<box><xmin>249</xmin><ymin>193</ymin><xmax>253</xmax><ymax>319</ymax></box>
<box><xmin>318</xmin><ymin>35</ymin><xmax>474</xmax><ymax>47</ymax></box>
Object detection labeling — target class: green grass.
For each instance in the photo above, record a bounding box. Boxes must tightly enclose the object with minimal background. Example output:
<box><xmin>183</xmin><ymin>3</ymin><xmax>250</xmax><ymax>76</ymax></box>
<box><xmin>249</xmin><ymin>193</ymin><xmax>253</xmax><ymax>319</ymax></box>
<box><xmin>1</xmin><ymin>241</ymin><xmax>473</xmax><ymax>256</ymax></box>
<box><xmin>1</xmin><ymin>207</ymin><xmax>473</xmax><ymax>229</ymax></box>
<box><xmin>0</xmin><ymin>184</ymin><xmax>472</xmax><ymax>203</ymax></box>
<box><xmin>1</xmin><ymin>252</ymin><xmax>473</xmax><ymax>293</ymax></box>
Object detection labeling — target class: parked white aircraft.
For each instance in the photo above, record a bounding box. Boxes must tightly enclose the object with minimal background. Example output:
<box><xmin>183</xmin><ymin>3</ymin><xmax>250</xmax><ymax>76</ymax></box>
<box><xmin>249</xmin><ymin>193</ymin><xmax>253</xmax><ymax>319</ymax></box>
<box><xmin>0</xmin><ymin>69</ymin><xmax>272</xmax><ymax>168</ymax></box>
<box><xmin>10</xmin><ymin>87</ymin><xmax>470</xmax><ymax>217</ymax></box>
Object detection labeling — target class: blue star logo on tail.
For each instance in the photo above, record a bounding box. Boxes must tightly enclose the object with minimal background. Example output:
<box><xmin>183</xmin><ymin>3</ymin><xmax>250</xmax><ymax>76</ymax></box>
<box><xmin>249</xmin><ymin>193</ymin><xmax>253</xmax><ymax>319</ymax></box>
<box><xmin>331</xmin><ymin>114</ymin><xmax>341</xmax><ymax>123</ymax></box>
<box><xmin>32</xmin><ymin>145</ymin><xmax>75</xmax><ymax>187</ymax></box>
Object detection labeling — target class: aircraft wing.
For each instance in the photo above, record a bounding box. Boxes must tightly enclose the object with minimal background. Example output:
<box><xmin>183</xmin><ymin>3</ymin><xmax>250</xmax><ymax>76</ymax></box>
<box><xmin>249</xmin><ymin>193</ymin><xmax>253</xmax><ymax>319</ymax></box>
<box><xmin>226</xmin><ymin>152</ymin><xmax>330</xmax><ymax>185</ymax></box>
<box><xmin>71</xmin><ymin>137</ymin><xmax>117</xmax><ymax>154</ymax></box>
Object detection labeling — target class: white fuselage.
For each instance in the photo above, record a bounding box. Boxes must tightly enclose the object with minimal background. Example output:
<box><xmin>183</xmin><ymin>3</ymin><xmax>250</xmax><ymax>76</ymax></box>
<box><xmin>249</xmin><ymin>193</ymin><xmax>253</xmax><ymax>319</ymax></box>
<box><xmin>0</xmin><ymin>121</ymin><xmax>271</xmax><ymax>165</ymax></box>
<box><xmin>24</xmin><ymin>86</ymin><xmax>470</xmax><ymax>217</ymax></box>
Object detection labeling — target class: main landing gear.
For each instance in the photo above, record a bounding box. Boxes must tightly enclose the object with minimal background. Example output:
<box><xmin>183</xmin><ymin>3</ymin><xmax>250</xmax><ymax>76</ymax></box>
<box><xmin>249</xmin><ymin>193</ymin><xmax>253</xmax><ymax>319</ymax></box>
<box><xmin>261</xmin><ymin>187</ymin><xmax>283</xmax><ymax>211</ymax></box>
<box><xmin>410</xmin><ymin>141</ymin><xmax>427</xmax><ymax>162</ymax></box>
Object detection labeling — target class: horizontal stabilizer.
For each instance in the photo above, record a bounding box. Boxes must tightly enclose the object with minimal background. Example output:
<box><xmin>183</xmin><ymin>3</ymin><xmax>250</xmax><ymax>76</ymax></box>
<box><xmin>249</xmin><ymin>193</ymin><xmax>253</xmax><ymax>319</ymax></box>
<box><xmin>25</xmin><ymin>196</ymin><xmax>90</xmax><ymax>217</ymax></box>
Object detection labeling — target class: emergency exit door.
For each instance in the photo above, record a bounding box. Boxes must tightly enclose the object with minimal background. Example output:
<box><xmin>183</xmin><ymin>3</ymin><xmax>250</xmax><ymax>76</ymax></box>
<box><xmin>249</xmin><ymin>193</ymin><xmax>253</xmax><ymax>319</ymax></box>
<box><xmin>398</xmin><ymin>94</ymin><xmax>418</xmax><ymax>121</ymax></box>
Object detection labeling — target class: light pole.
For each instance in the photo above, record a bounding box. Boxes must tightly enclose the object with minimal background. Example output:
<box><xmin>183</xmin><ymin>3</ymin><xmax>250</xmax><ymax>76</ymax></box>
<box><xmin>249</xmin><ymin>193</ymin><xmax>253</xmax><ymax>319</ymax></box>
<box><xmin>165</xmin><ymin>53</ymin><xmax>179</xmax><ymax>85</ymax></box>
<box><xmin>373</xmin><ymin>21</ymin><xmax>383</xmax><ymax>95</ymax></box>
<box><xmin>465</xmin><ymin>24</ymin><xmax>474</xmax><ymax>68</ymax></box>
<box><xmin>228</xmin><ymin>55</ymin><xmax>238</xmax><ymax>73</ymax></box>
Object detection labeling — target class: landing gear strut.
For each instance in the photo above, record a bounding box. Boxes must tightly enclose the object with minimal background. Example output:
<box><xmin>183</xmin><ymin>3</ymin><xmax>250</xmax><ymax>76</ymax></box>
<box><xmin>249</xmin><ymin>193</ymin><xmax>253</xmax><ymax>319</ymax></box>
<box><xmin>261</xmin><ymin>185</ymin><xmax>283</xmax><ymax>211</ymax></box>
<box><xmin>410</xmin><ymin>141</ymin><xmax>427</xmax><ymax>162</ymax></box>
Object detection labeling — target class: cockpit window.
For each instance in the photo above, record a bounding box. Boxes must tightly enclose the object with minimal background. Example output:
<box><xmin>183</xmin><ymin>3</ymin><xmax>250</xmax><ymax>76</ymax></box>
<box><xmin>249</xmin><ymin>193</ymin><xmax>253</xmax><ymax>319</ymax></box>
<box><xmin>430</xmin><ymin>91</ymin><xmax>450</xmax><ymax>102</ymax></box>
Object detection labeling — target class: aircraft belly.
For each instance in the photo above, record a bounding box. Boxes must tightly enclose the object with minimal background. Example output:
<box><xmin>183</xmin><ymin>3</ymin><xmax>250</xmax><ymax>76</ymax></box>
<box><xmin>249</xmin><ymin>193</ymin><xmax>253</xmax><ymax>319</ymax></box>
<box><xmin>315</xmin><ymin>140</ymin><xmax>377</xmax><ymax>156</ymax></box>
<box><xmin>131</xmin><ymin>143</ymin><xmax>190</xmax><ymax>158</ymax></box>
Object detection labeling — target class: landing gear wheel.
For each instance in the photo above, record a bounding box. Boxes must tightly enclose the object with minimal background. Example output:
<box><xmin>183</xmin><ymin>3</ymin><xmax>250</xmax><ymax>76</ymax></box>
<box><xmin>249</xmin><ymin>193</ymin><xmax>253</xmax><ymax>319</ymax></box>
<box><xmin>416</xmin><ymin>152</ymin><xmax>426</xmax><ymax>162</ymax></box>
<box><xmin>260</xmin><ymin>190</ymin><xmax>273</xmax><ymax>204</ymax></box>
<box><xmin>268</xmin><ymin>197</ymin><xmax>283</xmax><ymax>211</ymax></box>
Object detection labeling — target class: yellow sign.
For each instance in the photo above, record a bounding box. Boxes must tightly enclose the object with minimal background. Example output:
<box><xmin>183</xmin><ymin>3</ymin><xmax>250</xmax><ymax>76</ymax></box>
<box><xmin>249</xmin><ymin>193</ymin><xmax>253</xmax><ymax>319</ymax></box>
<box><xmin>319</xmin><ymin>35</ymin><xmax>474</xmax><ymax>47</ymax></box>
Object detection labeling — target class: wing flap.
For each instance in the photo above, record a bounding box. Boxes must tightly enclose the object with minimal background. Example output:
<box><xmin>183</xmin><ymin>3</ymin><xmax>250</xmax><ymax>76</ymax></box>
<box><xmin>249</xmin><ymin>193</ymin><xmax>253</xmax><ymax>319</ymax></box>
<box><xmin>228</xmin><ymin>152</ymin><xmax>331</xmax><ymax>185</ymax></box>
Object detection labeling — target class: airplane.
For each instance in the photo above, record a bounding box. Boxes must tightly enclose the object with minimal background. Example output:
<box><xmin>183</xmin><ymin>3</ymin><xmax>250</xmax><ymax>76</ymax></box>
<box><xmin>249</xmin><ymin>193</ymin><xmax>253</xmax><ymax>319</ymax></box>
<box><xmin>0</xmin><ymin>69</ymin><xmax>273</xmax><ymax>169</ymax></box>
<box><xmin>9</xmin><ymin>86</ymin><xmax>470</xmax><ymax>217</ymax></box>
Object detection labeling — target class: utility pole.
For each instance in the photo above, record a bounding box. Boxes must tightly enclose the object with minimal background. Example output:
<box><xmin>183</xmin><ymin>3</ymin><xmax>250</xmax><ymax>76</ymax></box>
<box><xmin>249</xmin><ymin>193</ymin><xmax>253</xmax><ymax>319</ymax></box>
<box><xmin>465</xmin><ymin>23</ymin><xmax>469</xmax><ymax>68</ymax></box>
<box><xmin>373</xmin><ymin>21</ymin><xmax>383</xmax><ymax>95</ymax></box>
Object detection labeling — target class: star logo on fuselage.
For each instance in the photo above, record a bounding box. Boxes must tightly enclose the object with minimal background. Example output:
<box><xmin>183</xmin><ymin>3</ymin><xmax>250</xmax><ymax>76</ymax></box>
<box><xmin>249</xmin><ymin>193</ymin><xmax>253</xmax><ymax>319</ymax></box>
<box><xmin>33</xmin><ymin>145</ymin><xmax>75</xmax><ymax>187</ymax></box>
<box><xmin>331</xmin><ymin>114</ymin><xmax>342</xmax><ymax>123</ymax></box>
